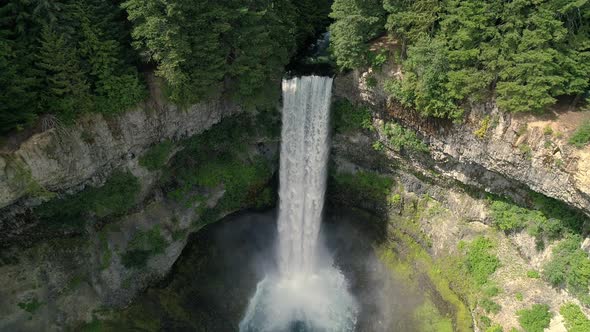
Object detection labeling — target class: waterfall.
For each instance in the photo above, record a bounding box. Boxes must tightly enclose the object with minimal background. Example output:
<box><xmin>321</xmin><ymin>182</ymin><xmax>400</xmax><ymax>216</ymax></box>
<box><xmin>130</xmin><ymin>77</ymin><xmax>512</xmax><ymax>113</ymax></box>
<box><xmin>239</xmin><ymin>76</ymin><xmax>357</xmax><ymax>332</ymax></box>
<box><xmin>277</xmin><ymin>76</ymin><xmax>332</xmax><ymax>276</ymax></box>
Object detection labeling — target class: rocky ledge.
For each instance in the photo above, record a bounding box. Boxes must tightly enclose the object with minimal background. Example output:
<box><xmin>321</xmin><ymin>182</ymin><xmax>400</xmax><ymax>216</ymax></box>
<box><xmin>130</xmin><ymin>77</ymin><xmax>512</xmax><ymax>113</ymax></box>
<box><xmin>334</xmin><ymin>65</ymin><xmax>590</xmax><ymax>217</ymax></box>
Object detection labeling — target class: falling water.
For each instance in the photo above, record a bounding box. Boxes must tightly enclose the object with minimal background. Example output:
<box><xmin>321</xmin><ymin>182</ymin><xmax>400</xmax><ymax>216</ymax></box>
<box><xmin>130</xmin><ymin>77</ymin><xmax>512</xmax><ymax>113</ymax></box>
<box><xmin>277</xmin><ymin>76</ymin><xmax>332</xmax><ymax>275</ymax></box>
<box><xmin>239</xmin><ymin>76</ymin><xmax>357</xmax><ymax>332</ymax></box>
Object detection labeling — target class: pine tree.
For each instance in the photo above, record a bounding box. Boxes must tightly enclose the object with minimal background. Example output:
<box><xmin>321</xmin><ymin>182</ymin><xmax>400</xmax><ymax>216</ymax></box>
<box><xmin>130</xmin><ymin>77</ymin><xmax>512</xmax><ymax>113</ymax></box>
<box><xmin>383</xmin><ymin>0</ymin><xmax>441</xmax><ymax>54</ymax></box>
<box><xmin>226</xmin><ymin>0</ymin><xmax>296</xmax><ymax>107</ymax></box>
<box><xmin>330</xmin><ymin>0</ymin><xmax>387</xmax><ymax>69</ymax></box>
<box><xmin>75</xmin><ymin>1</ymin><xmax>144</xmax><ymax>114</ymax></box>
<box><xmin>123</xmin><ymin>0</ymin><xmax>230</xmax><ymax>103</ymax></box>
<box><xmin>36</xmin><ymin>26</ymin><xmax>93</xmax><ymax>122</ymax></box>
<box><xmin>0</xmin><ymin>37</ymin><xmax>39</xmax><ymax>133</ymax></box>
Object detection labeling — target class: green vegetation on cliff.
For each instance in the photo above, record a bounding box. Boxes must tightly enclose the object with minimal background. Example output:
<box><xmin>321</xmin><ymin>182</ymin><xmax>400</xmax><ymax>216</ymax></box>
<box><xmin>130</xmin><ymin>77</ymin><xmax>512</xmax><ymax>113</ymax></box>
<box><xmin>561</xmin><ymin>303</ymin><xmax>590</xmax><ymax>332</ymax></box>
<box><xmin>570</xmin><ymin>120</ymin><xmax>590</xmax><ymax>148</ymax></box>
<box><xmin>333</xmin><ymin>99</ymin><xmax>373</xmax><ymax>133</ymax></box>
<box><xmin>330</xmin><ymin>0</ymin><xmax>590</xmax><ymax>118</ymax></box>
<box><xmin>517</xmin><ymin>304</ymin><xmax>552</xmax><ymax>332</ymax></box>
<box><xmin>462</xmin><ymin>236</ymin><xmax>500</xmax><ymax>286</ymax></box>
<box><xmin>35</xmin><ymin>170</ymin><xmax>140</xmax><ymax>232</ymax></box>
<box><xmin>164</xmin><ymin>112</ymin><xmax>278</xmax><ymax>225</ymax></box>
<box><xmin>139</xmin><ymin>140</ymin><xmax>174</xmax><ymax>171</ymax></box>
<box><xmin>489</xmin><ymin>193</ymin><xmax>586</xmax><ymax>241</ymax></box>
<box><xmin>543</xmin><ymin>235</ymin><xmax>590</xmax><ymax>305</ymax></box>
<box><xmin>122</xmin><ymin>225</ymin><xmax>168</xmax><ymax>268</ymax></box>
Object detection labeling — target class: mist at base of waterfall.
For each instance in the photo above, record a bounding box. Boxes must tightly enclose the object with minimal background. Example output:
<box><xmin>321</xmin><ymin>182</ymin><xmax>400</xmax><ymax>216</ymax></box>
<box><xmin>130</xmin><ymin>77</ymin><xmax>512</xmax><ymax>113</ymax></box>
<box><xmin>239</xmin><ymin>267</ymin><xmax>357</xmax><ymax>332</ymax></box>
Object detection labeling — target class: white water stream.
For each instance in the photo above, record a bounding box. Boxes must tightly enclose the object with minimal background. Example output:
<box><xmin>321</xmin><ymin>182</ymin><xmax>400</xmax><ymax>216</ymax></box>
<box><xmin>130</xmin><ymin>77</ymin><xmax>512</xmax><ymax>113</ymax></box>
<box><xmin>239</xmin><ymin>76</ymin><xmax>357</xmax><ymax>332</ymax></box>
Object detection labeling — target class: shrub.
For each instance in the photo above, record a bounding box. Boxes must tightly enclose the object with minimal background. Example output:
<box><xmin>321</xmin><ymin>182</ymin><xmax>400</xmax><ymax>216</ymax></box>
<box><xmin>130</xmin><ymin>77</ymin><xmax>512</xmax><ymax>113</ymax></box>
<box><xmin>369</xmin><ymin>50</ymin><xmax>388</xmax><ymax>69</ymax></box>
<box><xmin>382</xmin><ymin>122</ymin><xmax>429</xmax><ymax>153</ymax></box>
<box><xmin>488</xmin><ymin>194</ymin><xmax>586</xmax><ymax>239</ymax></box>
<box><xmin>515</xmin><ymin>292</ymin><xmax>524</xmax><ymax>301</ymax></box>
<box><xmin>332</xmin><ymin>99</ymin><xmax>373</xmax><ymax>133</ymax></box>
<box><xmin>483</xmin><ymin>285</ymin><xmax>501</xmax><ymax>297</ymax></box>
<box><xmin>464</xmin><ymin>237</ymin><xmax>500</xmax><ymax>285</ymax></box>
<box><xmin>517</xmin><ymin>304</ymin><xmax>551</xmax><ymax>332</ymax></box>
<box><xmin>18</xmin><ymin>298</ymin><xmax>42</xmax><ymax>314</ymax></box>
<box><xmin>543</xmin><ymin>126</ymin><xmax>553</xmax><ymax>136</ymax></box>
<box><xmin>122</xmin><ymin>226</ymin><xmax>168</xmax><ymax>268</ymax></box>
<box><xmin>35</xmin><ymin>170</ymin><xmax>140</xmax><ymax>231</ymax></box>
<box><xmin>486</xmin><ymin>324</ymin><xmax>503</xmax><ymax>332</ymax></box>
<box><xmin>474</xmin><ymin>115</ymin><xmax>491</xmax><ymax>139</ymax></box>
<box><xmin>166</xmin><ymin>113</ymin><xmax>274</xmax><ymax>213</ymax></box>
<box><xmin>543</xmin><ymin>235</ymin><xmax>590</xmax><ymax>299</ymax></box>
<box><xmin>366</xmin><ymin>75</ymin><xmax>378</xmax><ymax>88</ymax></box>
<box><xmin>526</xmin><ymin>270</ymin><xmax>540</xmax><ymax>279</ymax></box>
<box><xmin>139</xmin><ymin>140</ymin><xmax>174</xmax><ymax>171</ymax></box>
<box><xmin>569</xmin><ymin>120</ymin><xmax>590</xmax><ymax>148</ymax></box>
<box><xmin>560</xmin><ymin>303</ymin><xmax>590</xmax><ymax>332</ymax></box>
<box><xmin>480</xmin><ymin>298</ymin><xmax>501</xmax><ymax>314</ymax></box>
<box><xmin>489</xmin><ymin>200</ymin><xmax>534</xmax><ymax>232</ymax></box>
<box><xmin>121</xmin><ymin>249</ymin><xmax>152</xmax><ymax>269</ymax></box>
<box><xmin>331</xmin><ymin>170</ymin><xmax>394</xmax><ymax>203</ymax></box>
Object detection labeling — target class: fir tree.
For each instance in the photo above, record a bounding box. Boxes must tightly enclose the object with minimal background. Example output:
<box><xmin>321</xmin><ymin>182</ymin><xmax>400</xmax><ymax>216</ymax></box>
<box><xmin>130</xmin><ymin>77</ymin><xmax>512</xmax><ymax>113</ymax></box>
<box><xmin>36</xmin><ymin>26</ymin><xmax>93</xmax><ymax>122</ymax></box>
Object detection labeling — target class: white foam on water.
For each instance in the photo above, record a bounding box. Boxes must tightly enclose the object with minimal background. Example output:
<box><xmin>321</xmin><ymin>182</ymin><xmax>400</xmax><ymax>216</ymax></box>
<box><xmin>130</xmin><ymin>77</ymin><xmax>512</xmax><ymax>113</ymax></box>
<box><xmin>239</xmin><ymin>76</ymin><xmax>357</xmax><ymax>332</ymax></box>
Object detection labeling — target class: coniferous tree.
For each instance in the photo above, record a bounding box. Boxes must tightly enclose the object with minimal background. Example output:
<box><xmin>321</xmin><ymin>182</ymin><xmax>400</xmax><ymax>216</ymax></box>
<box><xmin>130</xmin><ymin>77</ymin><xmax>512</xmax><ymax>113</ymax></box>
<box><xmin>226</xmin><ymin>0</ymin><xmax>297</xmax><ymax>107</ymax></box>
<box><xmin>329</xmin><ymin>0</ymin><xmax>387</xmax><ymax>69</ymax></box>
<box><xmin>123</xmin><ymin>0</ymin><xmax>230</xmax><ymax>103</ymax></box>
<box><xmin>0</xmin><ymin>37</ymin><xmax>39</xmax><ymax>133</ymax></box>
<box><xmin>36</xmin><ymin>26</ymin><xmax>93</xmax><ymax>122</ymax></box>
<box><xmin>383</xmin><ymin>0</ymin><xmax>441</xmax><ymax>55</ymax></box>
<box><xmin>78</xmin><ymin>15</ymin><xmax>144</xmax><ymax>113</ymax></box>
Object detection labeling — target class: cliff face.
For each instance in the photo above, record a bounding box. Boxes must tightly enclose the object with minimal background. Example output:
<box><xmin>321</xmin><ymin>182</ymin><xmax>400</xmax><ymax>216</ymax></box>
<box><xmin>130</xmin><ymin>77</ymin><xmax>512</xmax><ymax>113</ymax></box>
<box><xmin>0</xmin><ymin>79</ymin><xmax>240</xmax><ymax>243</ymax></box>
<box><xmin>334</xmin><ymin>65</ymin><xmax>590</xmax><ymax>217</ymax></box>
<box><xmin>0</xmin><ymin>80</ymin><xmax>279</xmax><ymax>331</ymax></box>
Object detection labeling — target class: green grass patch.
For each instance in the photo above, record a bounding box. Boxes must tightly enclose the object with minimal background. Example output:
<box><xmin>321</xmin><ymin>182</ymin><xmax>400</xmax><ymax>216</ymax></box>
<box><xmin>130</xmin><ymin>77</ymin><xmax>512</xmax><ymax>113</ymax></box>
<box><xmin>139</xmin><ymin>140</ymin><xmax>174</xmax><ymax>171</ymax></box>
<box><xmin>517</xmin><ymin>304</ymin><xmax>551</xmax><ymax>332</ymax></box>
<box><xmin>121</xmin><ymin>225</ymin><xmax>168</xmax><ymax>268</ymax></box>
<box><xmin>462</xmin><ymin>236</ymin><xmax>500</xmax><ymax>286</ymax></box>
<box><xmin>413</xmin><ymin>299</ymin><xmax>454</xmax><ymax>332</ymax></box>
<box><xmin>569</xmin><ymin>120</ymin><xmax>590</xmax><ymax>148</ymax></box>
<box><xmin>18</xmin><ymin>298</ymin><xmax>42</xmax><ymax>314</ymax></box>
<box><xmin>382</xmin><ymin>121</ymin><xmax>429</xmax><ymax>153</ymax></box>
<box><xmin>480</xmin><ymin>298</ymin><xmax>501</xmax><ymax>314</ymax></box>
<box><xmin>379</xmin><ymin>229</ymin><xmax>473</xmax><ymax>332</ymax></box>
<box><xmin>560</xmin><ymin>303</ymin><xmax>590</xmax><ymax>332</ymax></box>
<box><xmin>482</xmin><ymin>285</ymin><xmax>501</xmax><ymax>297</ymax></box>
<box><xmin>526</xmin><ymin>270</ymin><xmax>540</xmax><ymax>279</ymax></box>
<box><xmin>488</xmin><ymin>193</ymin><xmax>586</xmax><ymax>240</ymax></box>
<box><xmin>543</xmin><ymin>235</ymin><xmax>590</xmax><ymax>304</ymax></box>
<box><xmin>486</xmin><ymin>324</ymin><xmax>503</xmax><ymax>332</ymax></box>
<box><xmin>331</xmin><ymin>170</ymin><xmax>394</xmax><ymax>203</ymax></box>
<box><xmin>34</xmin><ymin>170</ymin><xmax>140</xmax><ymax>232</ymax></box>
<box><xmin>332</xmin><ymin>98</ymin><xmax>373</xmax><ymax>133</ymax></box>
<box><xmin>164</xmin><ymin>113</ymin><xmax>275</xmax><ymax>216</ymax></box>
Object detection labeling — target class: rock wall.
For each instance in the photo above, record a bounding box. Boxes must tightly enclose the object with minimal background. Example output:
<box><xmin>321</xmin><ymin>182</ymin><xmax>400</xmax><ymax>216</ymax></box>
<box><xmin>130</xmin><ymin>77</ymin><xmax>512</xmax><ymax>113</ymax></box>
<box><xmin>329</xmin><ymin>129</ymin><xmax>590</xmax><ymax>332</ymax></box>
<box><xmin>334</xmin><ymin>66</ymin><xmax>590</xmax><ymax>217</ymax></box>
<box><xmin>0</xmin><ymin>79</ymin><xmax>240</xmax><ymax>243</ymax></box>
<box><xmin>0</xmin><ymin>78</ymin><xmax>280</xmax><ymax>331</ymax></box>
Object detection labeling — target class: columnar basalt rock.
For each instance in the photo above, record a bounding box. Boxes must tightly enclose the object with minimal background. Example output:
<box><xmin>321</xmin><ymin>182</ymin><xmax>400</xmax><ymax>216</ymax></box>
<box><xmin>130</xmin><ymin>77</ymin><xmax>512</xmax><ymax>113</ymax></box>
<box><xmin>334</xmin><ymin>67</ymin><xmax>590</xmax><ymax>217</ymax></box>
<box><xmin>0</xmin><ymin>94</ymin><xmax>240</xmax><ymax>243</ymax></box>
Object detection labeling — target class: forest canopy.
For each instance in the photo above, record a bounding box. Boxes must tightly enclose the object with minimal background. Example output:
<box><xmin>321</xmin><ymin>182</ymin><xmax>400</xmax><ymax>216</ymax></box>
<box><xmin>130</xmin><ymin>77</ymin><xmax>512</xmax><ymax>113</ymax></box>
<box><xmin>330</xmin><ymin>0</ymin><xmax>590</xmax><ymax>118</ymax></box>
<box><xmin>0</xmin><ymin>0</ymin><xmax>332</xmax><ymax>135</ymax></box>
